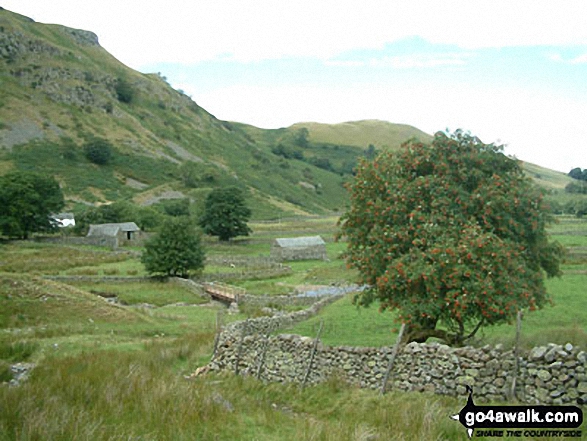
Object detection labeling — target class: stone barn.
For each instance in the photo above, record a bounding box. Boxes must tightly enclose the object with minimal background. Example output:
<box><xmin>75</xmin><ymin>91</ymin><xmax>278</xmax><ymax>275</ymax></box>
<box><xmin>86</xmin><ymin>222</ymin><xmax>142</xmax><ymax>249</ymax></box>
<box><xmin>270</xmin><ymin>236</ymin><xmax>327</xmax><ymax>262</ymax></box>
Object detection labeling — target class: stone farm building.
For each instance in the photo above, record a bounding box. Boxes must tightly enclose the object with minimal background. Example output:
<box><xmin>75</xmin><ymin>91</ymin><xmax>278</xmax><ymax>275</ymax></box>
<box><xmin>270</xmin><ymin>236</ymin><xmax>327</xmax><ymax>262</ymax></box>
<box><xmin>86</xmin><ymin>222</ymin><xmax>142</xmax><ymax>249</ymax></box>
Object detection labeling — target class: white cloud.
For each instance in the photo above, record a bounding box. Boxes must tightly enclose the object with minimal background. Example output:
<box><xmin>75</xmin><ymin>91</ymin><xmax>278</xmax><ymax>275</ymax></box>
<box><xmin>547</xmin><ymin>52</ymin><xmax>587</xmax><ymax>64</ymax></box>
<box><xmin>368</xmin><ymin>53</ymin><xmax>469</xmax><ymax>69</ymax></box>
<box><xmin>4</xmin><ymin>0</ymin><xmax>587</xmax><ymax>68</ymax></box>
<box><xmin>570</xmin><ymin>54</ymin><xmax>587</xmax><ymax>64</ymax></box>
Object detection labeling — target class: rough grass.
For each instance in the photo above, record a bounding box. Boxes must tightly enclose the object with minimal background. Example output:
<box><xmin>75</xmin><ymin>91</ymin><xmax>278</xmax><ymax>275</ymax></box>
<box><xmin>0</xmin><ymin>242</ymin><xmax>129</xmax><ymax>274</ymax></box>
<box><xmin>0</xmin><ymin>215</ymin><xmax>585</xmax><ymax>439</ymax></box>
<box><xmin>0</xmin><ymin>341</ymin><xmax>471</xmax><ymax>441</ymax></box>
<box><xmin>285</xmin><ymin>217</ymin><xmax>587</xmax><ymax>350</ymax></box>
<box><xmin>65</xmin><ymin>280</ymin><xmax>208</xmax><ymax>307</ymax></box>
<box><xmin>283</xmin><ymin>294</ymin><xmax>399</xmax><ymax>347</ymax></box>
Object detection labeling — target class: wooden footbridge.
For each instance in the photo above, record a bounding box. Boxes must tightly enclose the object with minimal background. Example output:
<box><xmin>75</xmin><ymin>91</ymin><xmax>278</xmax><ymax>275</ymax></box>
<box><xmin>203</xmin><ymin>282</ymin><xmax>245</xmax><ymax>304</ymax></box>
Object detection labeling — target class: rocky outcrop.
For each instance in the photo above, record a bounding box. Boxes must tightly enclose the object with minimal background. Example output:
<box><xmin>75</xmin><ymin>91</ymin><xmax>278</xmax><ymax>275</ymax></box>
<box><xmin>62</xmin><ymin>28</ymin><xmax>99</xmax><ymax>46</ymax></box>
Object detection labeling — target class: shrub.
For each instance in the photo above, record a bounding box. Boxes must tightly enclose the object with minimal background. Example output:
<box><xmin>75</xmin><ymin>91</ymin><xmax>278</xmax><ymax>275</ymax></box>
<box><xmin>115</xmin><ymin>76</ymin><xmax>134</xmax><ymax>104</ymax></box>
<box><xmin>141</xmin><ymin>217</ymin><xmax>205</xmax><ymax>278</ymax></box>
<box><xmin>83</xmin><ymin>137</ymin><xmax>113</xmax><ymax>165</ymax></box>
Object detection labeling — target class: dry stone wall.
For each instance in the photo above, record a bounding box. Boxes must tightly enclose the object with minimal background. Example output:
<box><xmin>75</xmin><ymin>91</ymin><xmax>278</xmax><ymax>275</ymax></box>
<box><xmin>209</xmin><ymin>306</ymin><xmax>587</xmax><ymax>405</ymax></box>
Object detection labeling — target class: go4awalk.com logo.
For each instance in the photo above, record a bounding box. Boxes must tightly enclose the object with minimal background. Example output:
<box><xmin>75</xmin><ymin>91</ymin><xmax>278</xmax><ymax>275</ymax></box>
<box><xmin>451</xmin><ymin>386</ymin><xmax>583</xmax><ymax>438</ymax></box>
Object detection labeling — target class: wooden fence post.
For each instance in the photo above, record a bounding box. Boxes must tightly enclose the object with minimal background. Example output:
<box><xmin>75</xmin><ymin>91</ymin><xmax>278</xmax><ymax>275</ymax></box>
<box><xmin>380</xmin><ymin>323</ymin><xmax>406</xmax><ymax>395</ymax></box>
<box><xmin>212</xmin><ymin>311</ymin><xmax>223</xmax><ymax>359</ymax></box>
<box><xmin>256</xmin><ymin>334</ymin><xmax>270</xmax><ymax>380</ymax></box>
<box><xmin>235</xmin><ymin>319</ymin><xmax>249</xmax><ymax>376</ymax></box>
<box><xmin>509</xmin><ymin>310</ymin><xmax>523</xmax><ymax>401</ymax></box>
<box><xmin>301</xmin><ymin>319</ymin><xmax>324</xmax><ymax>389</ymax></box>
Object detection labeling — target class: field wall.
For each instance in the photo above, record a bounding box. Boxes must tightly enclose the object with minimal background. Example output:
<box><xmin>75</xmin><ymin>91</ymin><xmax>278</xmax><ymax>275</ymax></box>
<box><xmin>209</xmin><ymin>304</ymin><xmax>587</xmax><ymax>405</ymax></box>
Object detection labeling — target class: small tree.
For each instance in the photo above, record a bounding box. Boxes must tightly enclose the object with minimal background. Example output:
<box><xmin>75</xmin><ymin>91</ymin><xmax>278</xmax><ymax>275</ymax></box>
<box><xmin>294</xmin><ymin>128</ymin><xmax>309</xmax><ymax>148</ymax></box>
<box><xmin>339</xmin><ymin>130</ymin><xmax>563</xmax><ymax>345</ymax></box>
<box><xmin>568</xmin><ymin>167</ymin><xmax>587</xmax><ymax>181</ymax></box>
<box><xmin>84</xmin><ymin>137</ymin><xmax>113</xmax><ymax>165</ymax></box>
<box><xmin>0</xmin><ymin>171</ymin><xmax>64</xmax><ymax>239</ymax></box>
<box><xmin>141</xmin><ymin>217</ymin><xmax>205</xmax><ymax>278</ymax></box>
<box><xmin>199</xmin><ymin>187</ymin><xmax>251</xmax><ymax>241</ymax></box>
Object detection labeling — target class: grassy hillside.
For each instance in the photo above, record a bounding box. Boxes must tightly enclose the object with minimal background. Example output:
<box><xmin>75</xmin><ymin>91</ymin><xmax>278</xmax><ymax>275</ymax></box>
<box><xmin>0</xmin><ymin>8</ymin><xmax>353</xmax><ymax>219</ymax></box>
<box><xmin>290</xmin><ymin>119</ymin><xmax>432</xmax><ymax>150</ymax></box>
<box><xmin>1</xmin><ymin>7</ymin><xmax>582</xmax><ymax>223</ymax></box>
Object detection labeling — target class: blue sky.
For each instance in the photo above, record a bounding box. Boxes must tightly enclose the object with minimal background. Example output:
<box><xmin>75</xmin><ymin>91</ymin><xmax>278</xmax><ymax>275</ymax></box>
<box><xmin>3</xmin><ymin>1</ymin><xmax>587</xmax><ymax>172</ymax></box>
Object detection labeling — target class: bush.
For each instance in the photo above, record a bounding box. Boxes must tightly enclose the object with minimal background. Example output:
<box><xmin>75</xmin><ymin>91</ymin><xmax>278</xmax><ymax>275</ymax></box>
<box><xmin>141</xmin><ymin>217</ymin><xmax>205</xmax><ymax>278</ymax></box>
<box><xmin>115</xmin><ymin>77</ymin><xmax>134</xmax><ymax>104</ymax></box>
<box><xmin>83</xmin><ymin>137</ymin><xmax>113</xmax><ymax>165</ymax></box>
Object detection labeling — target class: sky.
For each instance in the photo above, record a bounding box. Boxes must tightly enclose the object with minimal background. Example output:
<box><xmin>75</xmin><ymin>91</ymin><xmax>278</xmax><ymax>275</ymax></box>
<box><xmin>3</xmin><ymin>1</ymin><xmax>587</xmax><ymax>173</ymax></box>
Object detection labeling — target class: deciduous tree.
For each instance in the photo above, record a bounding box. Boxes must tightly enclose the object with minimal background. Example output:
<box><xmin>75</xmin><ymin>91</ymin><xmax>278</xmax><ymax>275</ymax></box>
<box><xmin>141</xmin><ymin>217</ymin><xmax>205</xmax><ymax>278</ymax></box>
<box><xmin>339</xmin><ymin>130</ymin><xmax>563</xmax><ymax>345</ymax></box>
<box><xmin>199</xmin><ymin>187</ymin><xmax>251</xmax><ymax>241</ymax></box>
<box><xmin>0</xmin><ymin>171</ymin><xmax>64</xmax><ymax>239</ymax></box>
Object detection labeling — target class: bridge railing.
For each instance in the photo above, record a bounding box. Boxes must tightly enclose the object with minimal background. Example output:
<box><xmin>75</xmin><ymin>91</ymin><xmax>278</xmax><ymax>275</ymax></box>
<box><xmin>203</xmin><ymin>282</ymin><xmax>246</xmax><ymax>303</ymax></box>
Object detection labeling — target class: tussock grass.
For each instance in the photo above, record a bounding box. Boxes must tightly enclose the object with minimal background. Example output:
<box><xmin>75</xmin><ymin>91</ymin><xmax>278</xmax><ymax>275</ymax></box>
<box><xmin>0</xmin><ymin>342</ymin><xmax>472</xmax><ymax>441</ymax></box>
<box><xmin>0</xmin><ymin>242</ymin><xmax>128</xmax><ymax>273</ymax></box>
<box><xmin>0</xmin><ymin>340</ymin><xmax>37</xmax><ymax>362</ymax></box>
<box><xmin>66</xmin><ymin>280</ymin><xmax>208</xmax><ymax>307</ymax></box>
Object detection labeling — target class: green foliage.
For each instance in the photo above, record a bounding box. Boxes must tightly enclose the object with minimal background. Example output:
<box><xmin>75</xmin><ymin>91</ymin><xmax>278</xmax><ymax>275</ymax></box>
<box><xmin>364</xmin><ymin>144</ymin><xmax>378</xmax><ymax>159</ymax></box>
<box><xmin>565</xmin><ymin>180</ymin><xmax>587</xmax><ymax>194</ymax></box>
<box><xmin>199</xmin><ymin>187</ymin><xmax>252</xmax><ymax>241</ymax></box>
<box><xmin>572</xmin><ymin>199</ymin><xmax>587</xmax><ymax>218</ymax></box>
<box><xmin>178</xmin><ymin>162</ymin><xmax>220</xmax><ymax>188</ymax></box>
<box><xmin>157</xmin><ymin>198</ymin><xmax>191</xmax><ymax>217</ymax></box>
<box><xmin>0</xmin><ymin>170</ymin><xmax>64</xmax><ymax>239</ymax></box>
<box><xmin>133</xmin><ymin>205</ymin><xmax>165</xmax><ymax>231</ymax></box>
<box><xmin>339</xmin><ymin>130</ymin><xmax>564</xmax><ymax>345</ymax></box>
<box><xmin>83</xmin><ymin>137</ymin><xmax>113</xmax><ymax>165</ymax></box>
<box><xmin>294</xmin><ymin>127</ymin><xmax>309</xmax><ymax>148</ymax></box>
<box><xmin>141</xmin><ymin>217</ymin><xmax>205</xmax><ymax>278</ymax></box>
<box><xmin>74</xmin><ymin>200</ymin><xmax>136</xmax><ymax>234</ymax></box>
<box><xmin>568</xmin><ymin>167</ymin><xmax>587</xmax><ymax>181</ymax></box>
<box><xmin>115</xmin><ymin>76</ymin><xmax>135</xmax><ymax>104</ymax></box>
<box><xmin>271</xmin><ymin>143</ymin><xmax>305</xmax><ymax>160</ymax></box>
<box><xmin>309</xmin><ymin>156</ymin><xmax>334</xmax><ymax>172</ymax></box>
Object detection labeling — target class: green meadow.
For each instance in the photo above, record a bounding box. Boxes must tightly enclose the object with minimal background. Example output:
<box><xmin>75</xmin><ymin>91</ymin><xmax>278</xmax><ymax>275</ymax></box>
<box><xmin>0</xmin><ymin>215</ymin><xmax>586</xmax><ymax>440</ymax></box>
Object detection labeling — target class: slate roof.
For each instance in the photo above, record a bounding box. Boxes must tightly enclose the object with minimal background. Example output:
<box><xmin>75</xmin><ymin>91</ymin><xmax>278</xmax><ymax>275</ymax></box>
<box><xmin>87</xmin><ymin>222</ymin><xmax>140</xmax><ymax>237</ymax></box>
<box><xmin>273</xmin><ymin>236</ymin><xmax>325</xmax><ymax>248</ymax></box>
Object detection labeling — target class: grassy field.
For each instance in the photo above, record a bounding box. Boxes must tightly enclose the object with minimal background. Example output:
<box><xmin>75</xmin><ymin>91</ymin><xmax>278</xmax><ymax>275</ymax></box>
<box><xmin>284</xmin><ymin>217</ymin><xmax>587</xmax><ymax>350</ymax></box>
<box><xmin>1</xmin><ymin>215</ymin><xmax>586</xmax><ymax>440</ymax></box>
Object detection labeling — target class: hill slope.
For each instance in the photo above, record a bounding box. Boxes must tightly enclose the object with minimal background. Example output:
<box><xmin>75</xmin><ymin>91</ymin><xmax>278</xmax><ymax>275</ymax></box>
<box><xmin>0</xmin><ymin>8</ymin><xmax>577</xmax><ymax>219</ymax></box>
<box><xmin>290</xmin><ymin>120</ymin><xmax>432</xmax><ymax>149</ymax></box>
<box><xmin>0</xmin><ymin>8</ymin><xmax>360</xmax><ymax>217</ymax></box>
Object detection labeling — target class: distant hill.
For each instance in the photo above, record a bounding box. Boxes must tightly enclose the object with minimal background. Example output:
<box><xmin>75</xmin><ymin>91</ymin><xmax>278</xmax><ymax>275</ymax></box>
<box><xmin>0</xmin><ymin>8</ymin><xmax>578</xmax><ymax>220</ymax></box>
<box><xmin>290</xmin><ymin>120</ymin><xmax>432</xmax><ymax>150</ymax></box>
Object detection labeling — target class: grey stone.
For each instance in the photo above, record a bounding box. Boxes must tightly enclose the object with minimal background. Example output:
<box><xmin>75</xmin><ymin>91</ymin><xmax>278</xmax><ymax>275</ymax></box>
<box><xmin>529</xmin><ymin>346</ymin><xmax>548</xmax><ymax>360</ymax></box>
<box><xmin>537</xmin><ymin>370</ymin><xmax>552</xmax><ymax>382</ymax></box>
<box><xmin>465</xmin><ymin>368</ymin><xmax>479</xmax><ymax>377</ymax></box>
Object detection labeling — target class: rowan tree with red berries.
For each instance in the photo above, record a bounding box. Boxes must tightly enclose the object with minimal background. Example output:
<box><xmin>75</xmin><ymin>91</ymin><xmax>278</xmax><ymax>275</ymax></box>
<box><xmin>339</xmin><ymin>130</ymin><xmax>563</xmax><ymax>345</ymax></box>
